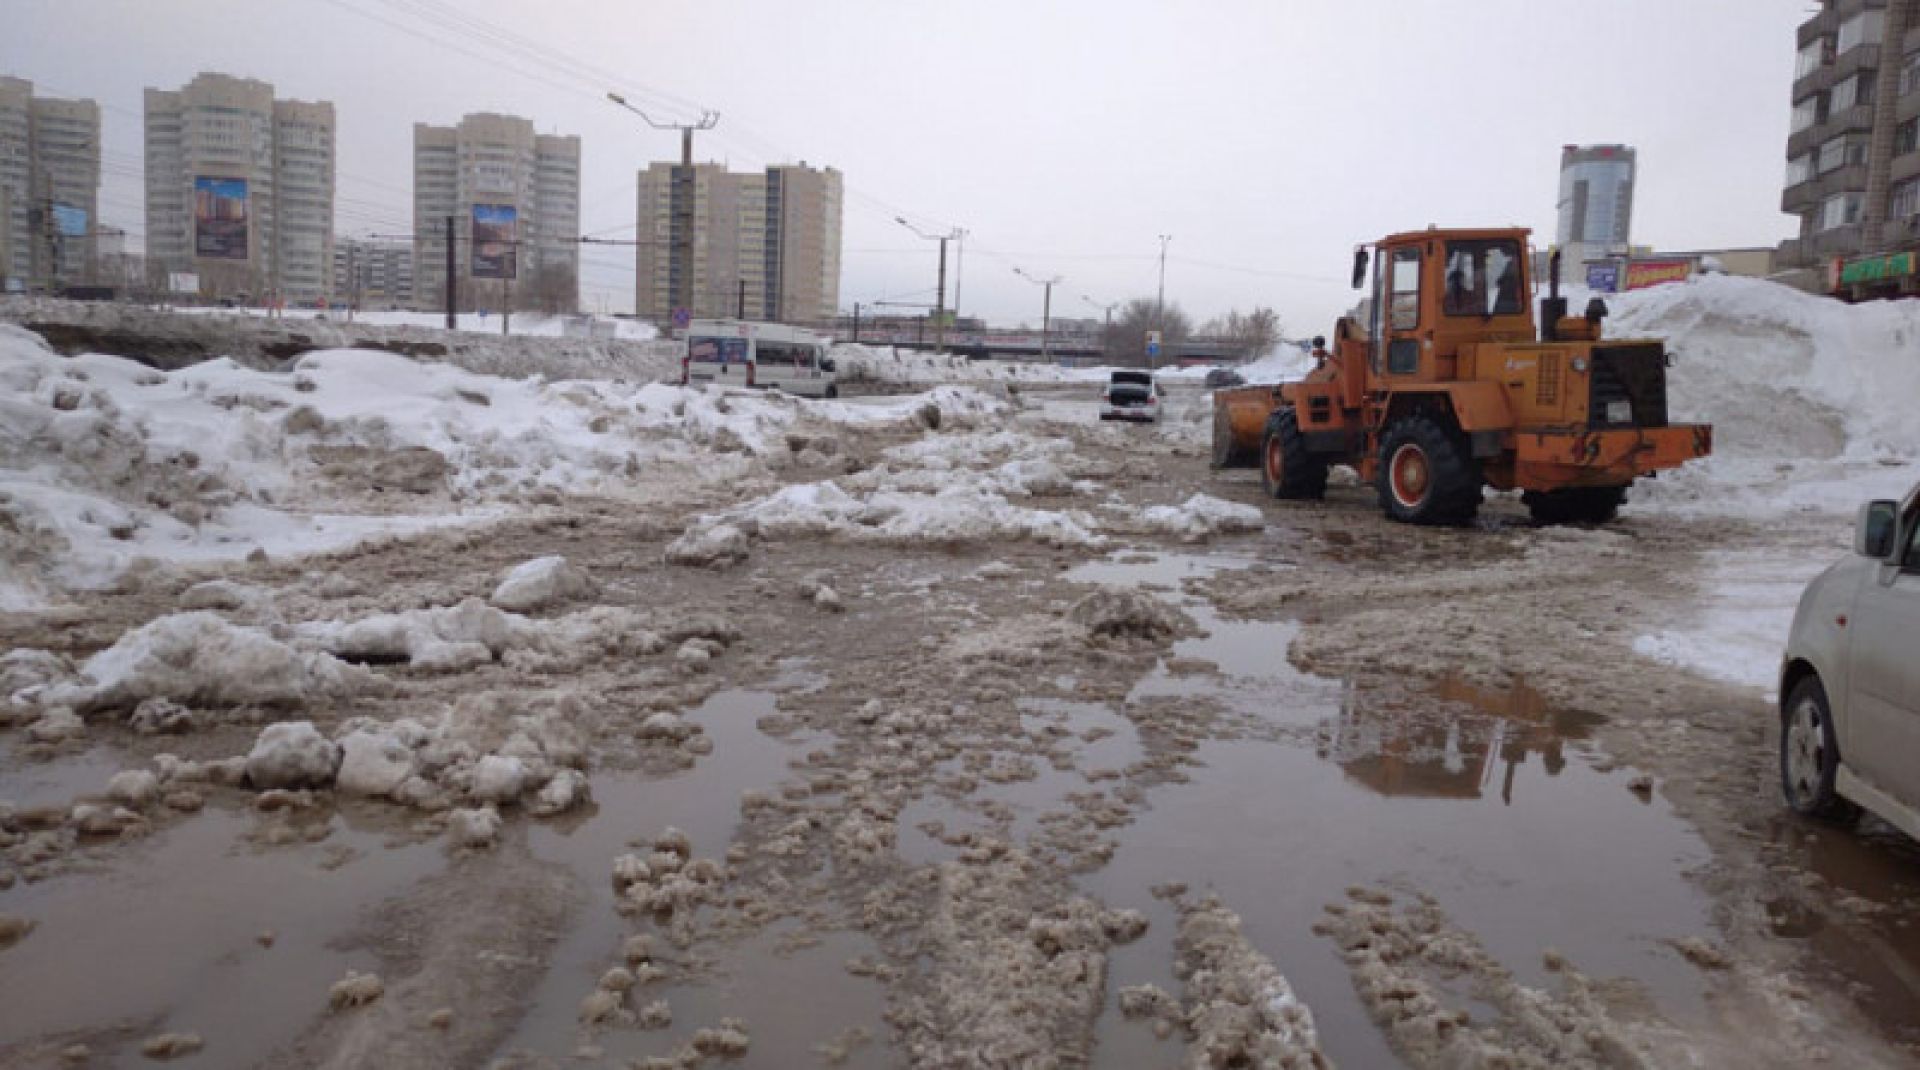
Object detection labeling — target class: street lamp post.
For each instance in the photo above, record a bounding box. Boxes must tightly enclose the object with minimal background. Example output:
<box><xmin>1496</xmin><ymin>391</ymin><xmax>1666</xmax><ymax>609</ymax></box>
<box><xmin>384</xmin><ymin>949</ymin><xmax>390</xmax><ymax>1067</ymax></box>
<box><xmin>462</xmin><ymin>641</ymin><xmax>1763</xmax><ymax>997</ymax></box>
<box><xmin>895</xmin><ymin>217</ymin><xmax>963</xmax><ymax>353</ymax></box>
<box><xmin>1014</xmin><ymin>267</ymin><xmax>1064</xmax><ymax>364</ymax></box>
<box><xmin>607</xmin><ymin>92</ymin><xmax>719</xmax><ymax>330</ymax></box>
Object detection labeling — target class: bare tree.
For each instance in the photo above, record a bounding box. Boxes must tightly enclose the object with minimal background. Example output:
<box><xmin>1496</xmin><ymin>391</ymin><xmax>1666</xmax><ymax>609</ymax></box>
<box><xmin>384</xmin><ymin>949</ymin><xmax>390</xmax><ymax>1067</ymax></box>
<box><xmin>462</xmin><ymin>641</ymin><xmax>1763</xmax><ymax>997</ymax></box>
<box><xmin>1207</xmin><ymin>307</ymin><xmax>1283</xmax><ymax>361</ymax></box>
<box><xmin>527</xmin><ymin>264</ymin><xmax>579</xmax><ymax>315</ymax></box>
<box><xmin>1101</xmin><ymin>297</ymin><xmax>1192</xmax><ymax>367</ymax></box>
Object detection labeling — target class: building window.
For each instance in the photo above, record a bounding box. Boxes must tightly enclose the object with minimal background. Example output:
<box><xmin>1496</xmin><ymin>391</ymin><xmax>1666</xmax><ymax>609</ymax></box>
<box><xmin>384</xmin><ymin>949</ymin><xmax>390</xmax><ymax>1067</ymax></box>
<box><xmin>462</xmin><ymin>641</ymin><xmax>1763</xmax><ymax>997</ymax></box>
<box><xmin>1898</xmin><ymin>119</ymin><xmax>1919</xmax><ymax>157</ymax></box>
<box><xmin>1792</xmin><ymin>96</ymin><xmax>1820</xmax><ymax>133</ymax></box>
<box><xmin>1904</xmin><ymin>52</ymin><xmax>1920</xmax><ymax>97</ymax></box>
<box><xmin>1892</xmin><ymin>178</ymin><xmax>1919</xmax><ymax>221</ymax></box>
<box><xmin>1820</xmin><ymin>192</ymin><xmax>1864</xmax><ymax>231</ymax></box>
<box><xmin>1837</xmin><ymin>10</ymin><xmax>1884</xmax><ymax>54</ymax></box>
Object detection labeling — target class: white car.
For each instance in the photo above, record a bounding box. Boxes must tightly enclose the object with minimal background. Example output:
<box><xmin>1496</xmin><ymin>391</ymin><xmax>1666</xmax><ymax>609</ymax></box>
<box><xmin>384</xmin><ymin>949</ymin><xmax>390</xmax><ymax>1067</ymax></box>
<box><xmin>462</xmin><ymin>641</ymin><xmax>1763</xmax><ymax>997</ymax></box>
<box><xmin>1779</xmin><ymin>482</ymin><xmax>1920</xmax><ymax>842</ymax></box>
<box><xmin>1099</xmin><ymin>370</ymin><xmax>1163</xmax><ymax>423</ymax></box>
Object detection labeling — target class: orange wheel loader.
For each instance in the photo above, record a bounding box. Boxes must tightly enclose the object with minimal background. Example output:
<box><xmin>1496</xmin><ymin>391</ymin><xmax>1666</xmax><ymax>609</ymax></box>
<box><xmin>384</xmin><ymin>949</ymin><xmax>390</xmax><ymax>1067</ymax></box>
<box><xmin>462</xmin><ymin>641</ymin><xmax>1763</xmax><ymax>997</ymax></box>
<box><xmin>1211</xmin><ymin>227</ymin><xmax>1711</xmax><ymax>525</ymax></box>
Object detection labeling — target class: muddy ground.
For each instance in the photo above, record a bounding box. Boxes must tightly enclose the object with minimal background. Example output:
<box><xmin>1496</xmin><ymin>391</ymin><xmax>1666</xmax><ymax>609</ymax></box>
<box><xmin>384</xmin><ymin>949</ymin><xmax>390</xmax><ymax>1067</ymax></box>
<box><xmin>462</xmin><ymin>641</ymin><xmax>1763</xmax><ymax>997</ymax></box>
<box><xmin>2</xmin><ymin>385</ymin><xmax>1918</xmax><ymax>1069</ymax></box>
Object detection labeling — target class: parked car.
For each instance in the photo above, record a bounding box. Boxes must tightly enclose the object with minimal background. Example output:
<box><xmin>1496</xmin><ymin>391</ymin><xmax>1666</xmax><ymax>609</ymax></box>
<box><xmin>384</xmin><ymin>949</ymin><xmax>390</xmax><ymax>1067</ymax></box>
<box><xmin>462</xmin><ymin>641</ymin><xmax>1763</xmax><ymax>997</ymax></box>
<box><xmin>1779</xmin><ymin>482</ymin><xmax>1920</xmax><ymax>844</ymax></box>
<box><xmin>1099</xmin><ymin>370</ymin><xmax>1163</xmax><ymax>423</ymax></box>
<box><xmin>1204</xmin><ymin>367</ymin><xmax>1246</xmax><ymax>389</ymax></box>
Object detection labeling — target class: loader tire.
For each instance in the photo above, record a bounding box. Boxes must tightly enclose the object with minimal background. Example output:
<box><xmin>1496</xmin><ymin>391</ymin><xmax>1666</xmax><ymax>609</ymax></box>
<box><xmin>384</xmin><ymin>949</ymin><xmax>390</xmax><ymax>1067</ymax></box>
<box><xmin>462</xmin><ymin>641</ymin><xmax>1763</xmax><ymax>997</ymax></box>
<box><xmin>1376</xmin><ymin>414</ymin><xmax>1481</xmax><ymax>525</ymax></box>
<box><xmin>1212</xmin><ymin>405</ymin><xmax>1254</xmax><ymax>469</ymax></box>
<box><xmin>1260</xmin><ymin>408</ymin><xmax>1328</xmax><ymax>500</ymax></box>
<box><xmin>1523</xmin><ymin>486</ymin><xmax>1625</xmax><ymax>525</ymax></box>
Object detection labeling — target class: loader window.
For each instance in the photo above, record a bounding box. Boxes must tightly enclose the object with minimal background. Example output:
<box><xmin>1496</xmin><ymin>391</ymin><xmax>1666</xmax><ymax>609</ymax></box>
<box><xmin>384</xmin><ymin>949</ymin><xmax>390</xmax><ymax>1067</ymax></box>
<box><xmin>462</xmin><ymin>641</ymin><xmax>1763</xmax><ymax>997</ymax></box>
<box><xmin>1389</xmin><ymin>248</ymin><xmax>1421</xmax><ymax>330</ymax></box>
<box><xmin>1443</xmin><ymin>240</ymin><xmax>1524</xmax><ymax>317</ymax></box>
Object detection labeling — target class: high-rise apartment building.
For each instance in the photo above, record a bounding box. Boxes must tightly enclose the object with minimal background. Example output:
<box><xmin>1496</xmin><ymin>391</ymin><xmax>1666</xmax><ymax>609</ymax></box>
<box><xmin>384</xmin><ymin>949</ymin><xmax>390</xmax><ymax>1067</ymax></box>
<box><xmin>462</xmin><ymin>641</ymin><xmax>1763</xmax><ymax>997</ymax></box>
<box><xmin>0</xmin><ymin>77</ymin><xmax>102</xmax><ymax>290</ymax></box>
<box><xmin>333</xmin><ymin>237</ymin><xmax>414</xmax><ymax>308</ymax></box>
<box><xmin>144</xmin><ymin>73</ymin><xmax>335</xmax><ymax>303</ymax></box>
<box><xmin>1779</xmin><ymin>0</ymin><xmax>1920</xmax><ymax>294</ymax></box>
<box><xmin>412</xmin><ymin>113</ymin><xmax>580</xmax><ymax>314</ymax></box>
<box><xmin>1555</xmin><ymin>145</ymin><xmax>1636</xmax><ymax>269</ymax></box>
<box><xmin>633</xmin><ymin>161</ymin><xmax>842</xmax><ymax>325</ymax></box>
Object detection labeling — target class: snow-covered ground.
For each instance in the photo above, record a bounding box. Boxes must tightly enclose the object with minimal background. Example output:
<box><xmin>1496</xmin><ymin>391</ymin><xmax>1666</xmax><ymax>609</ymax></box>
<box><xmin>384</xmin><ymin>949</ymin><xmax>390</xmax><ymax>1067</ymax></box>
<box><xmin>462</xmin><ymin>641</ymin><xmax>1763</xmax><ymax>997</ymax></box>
<box><xmin>1610</xmin><ymin>275</ymin><xmax>1920</xmax><ymax>694</ymax></box>
<box><xmin>0</xmin><ymin>322</ymin><xmax>1007</xmax><ymax>609</ymax></box>
<box><xmin>172</xmin><ymin>305</ymin><xmax>661</xmax><ymax>342</ymax></box>
<box><xmin>830</xmin><ymin>341</ymin><xmax>1311</xmax><ymax>387</ymax></box>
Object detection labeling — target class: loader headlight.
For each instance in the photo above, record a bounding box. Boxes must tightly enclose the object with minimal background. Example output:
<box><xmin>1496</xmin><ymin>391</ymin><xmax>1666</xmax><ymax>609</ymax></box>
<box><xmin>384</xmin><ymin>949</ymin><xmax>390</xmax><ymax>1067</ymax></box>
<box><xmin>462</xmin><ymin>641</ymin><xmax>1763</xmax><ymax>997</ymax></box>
<box><xmin>1571</xmin><ymin>357</ymin><xmax>1588</xmax><ymax>373</ymax></box>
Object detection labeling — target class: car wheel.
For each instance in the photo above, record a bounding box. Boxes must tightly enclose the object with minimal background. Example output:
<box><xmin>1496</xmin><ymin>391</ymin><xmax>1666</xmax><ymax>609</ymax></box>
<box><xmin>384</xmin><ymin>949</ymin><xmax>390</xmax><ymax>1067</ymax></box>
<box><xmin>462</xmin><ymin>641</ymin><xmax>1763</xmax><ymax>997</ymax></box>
<box><xmin>1781</xmin><ymin>675</ymin><xmax>1857</xmax><ymax>821</ymax></box>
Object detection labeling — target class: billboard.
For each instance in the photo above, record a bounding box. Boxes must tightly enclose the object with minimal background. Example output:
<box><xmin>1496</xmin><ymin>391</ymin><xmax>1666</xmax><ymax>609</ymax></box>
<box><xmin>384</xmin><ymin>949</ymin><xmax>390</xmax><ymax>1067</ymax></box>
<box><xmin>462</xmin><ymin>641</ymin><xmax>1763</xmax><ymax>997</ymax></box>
<box><xmin>1585</xmin><ymin>263</ymin><xmax>1620</xmax><ymax>293</ymax></box>
<box><xmin>52</xmin><ymin>204</ymin><xmax>88</xmax><ymax>239</ymax></box>
<box><xmin>193</xmin><ymin>176</ymin><xmax>249</xmax><ymax>260</ymax></box>
<box><xmin>1622</xmin><ymin>259</ymin><xmax>1692</xmax><ymax>291</ymax></box>
<box><xmin>470</xmin><ymin>203</ymin><xmax>518</xmax><ymax>280</ymax></box>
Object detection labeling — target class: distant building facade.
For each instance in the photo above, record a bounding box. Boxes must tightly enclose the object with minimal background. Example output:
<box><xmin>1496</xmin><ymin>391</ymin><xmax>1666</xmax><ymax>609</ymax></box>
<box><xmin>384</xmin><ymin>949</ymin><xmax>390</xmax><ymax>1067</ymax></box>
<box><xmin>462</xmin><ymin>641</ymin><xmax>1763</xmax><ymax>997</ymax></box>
<box><xmin>633</xmin><ymin>161</ymin><xmax>842</xmax><ymax>325</ymax></box>
<box><xmin>411</xmin><ymin>112</ymin><xmax>580</xmax><ymax>314</ymax></box>
<box><xmin>1555</xmin><ymin>144</ymin><xmax>1636</xmax><ymax>270</ymax></box>
<box><xmin>144</xmin><ymin>73</ymin><xmax>336</xmax><ymax>304</ymax></box>
<box><xmin>0</xmin><ymin>76</ymin><xmax>102</xmax><ymax>290</ymax></box>
<box><xmin>1778</xmin><ymin>0</ymin><xmax>1920</xmax><ymax>298</ymax></box>
<box><xmin>333</xmin><ymin>237</ymin><xmax>414</xmax><ymax>308</ymax></box>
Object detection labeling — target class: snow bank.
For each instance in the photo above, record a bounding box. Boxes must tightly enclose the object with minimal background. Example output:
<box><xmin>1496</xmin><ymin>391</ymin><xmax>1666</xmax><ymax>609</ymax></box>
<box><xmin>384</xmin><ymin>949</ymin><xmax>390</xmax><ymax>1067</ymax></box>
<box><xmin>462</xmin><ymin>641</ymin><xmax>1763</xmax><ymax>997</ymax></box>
<box><xmin>721</xmin><ymin>479</ymin><xmax>1104</xmax><ymax>548</ymax></box>
<box><xmin>1139</xmin><ymin>494</ymin><xmax>1264</xmax><ymax>542</ymax></box>
<box><xmin>20</xmin><ymin>611</ymin><xmax>374</xmax><ymax>714</ymax></box>
<box><xmin>1606</xmin><ymin>275</ymin><xmax>1919</xmax><ymax>517</ymax></box>
<box><xmin>1599</xmin><ymin>276</ymin><xmax>1919</xmax><ymax>694</ymax></box>
<box><xmin>0</xmin><ymin>321</ymin><xmax>1011</xmax><ymax>607</ymax></box>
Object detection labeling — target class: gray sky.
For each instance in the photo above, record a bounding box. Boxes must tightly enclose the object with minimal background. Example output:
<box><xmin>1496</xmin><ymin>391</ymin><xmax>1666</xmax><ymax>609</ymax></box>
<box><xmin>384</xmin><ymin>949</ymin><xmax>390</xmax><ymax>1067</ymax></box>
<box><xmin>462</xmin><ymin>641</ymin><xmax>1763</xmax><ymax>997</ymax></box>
<box><xmin>5</xmin><ymin>0</ymin><xmax>1806</xmax><ymax>333</ymax></box>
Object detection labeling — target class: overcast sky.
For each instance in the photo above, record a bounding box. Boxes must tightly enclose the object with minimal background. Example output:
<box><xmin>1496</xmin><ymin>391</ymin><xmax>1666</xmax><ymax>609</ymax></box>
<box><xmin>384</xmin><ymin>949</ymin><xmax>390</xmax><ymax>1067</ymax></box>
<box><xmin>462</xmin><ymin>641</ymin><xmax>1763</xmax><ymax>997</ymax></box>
<box><xmin>5</xmin><ymin>0</ymin><xmax>1807</xmax><ymax>332</ymax></box>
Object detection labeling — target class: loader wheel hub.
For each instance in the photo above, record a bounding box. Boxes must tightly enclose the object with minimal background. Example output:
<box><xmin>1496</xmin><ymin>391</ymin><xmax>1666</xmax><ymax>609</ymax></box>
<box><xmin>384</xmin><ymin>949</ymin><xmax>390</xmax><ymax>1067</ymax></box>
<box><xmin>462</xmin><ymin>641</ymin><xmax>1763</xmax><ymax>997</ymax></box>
<box><xmin>1265</xmin><ymin>437</ymin><xmax>1285</xmax><ymax>482</ymax></box>
<box><xmin>1389</xmin><ymin>444</ymin><xmax>1429</xmax><ymax>507</ymax></box>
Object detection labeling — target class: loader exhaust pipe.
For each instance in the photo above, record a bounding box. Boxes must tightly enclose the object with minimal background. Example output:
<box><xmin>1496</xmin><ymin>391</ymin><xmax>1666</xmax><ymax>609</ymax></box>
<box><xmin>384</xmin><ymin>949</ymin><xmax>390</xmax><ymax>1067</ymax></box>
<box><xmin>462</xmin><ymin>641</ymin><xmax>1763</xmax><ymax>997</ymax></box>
<box><xmin>1540</xmin><ymin>249</ymin><xmax>1567</xmax><ymax>342</ymax></box>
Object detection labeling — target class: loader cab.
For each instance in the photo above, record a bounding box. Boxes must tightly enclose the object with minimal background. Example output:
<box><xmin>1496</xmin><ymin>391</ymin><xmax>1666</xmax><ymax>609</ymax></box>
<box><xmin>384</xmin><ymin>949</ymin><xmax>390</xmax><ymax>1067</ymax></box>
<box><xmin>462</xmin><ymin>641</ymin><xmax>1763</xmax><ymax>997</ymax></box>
<box><xmin>1359</xmin><ymin>229</ymin><xmax>1537</xmax><ymax>382</ymax></box>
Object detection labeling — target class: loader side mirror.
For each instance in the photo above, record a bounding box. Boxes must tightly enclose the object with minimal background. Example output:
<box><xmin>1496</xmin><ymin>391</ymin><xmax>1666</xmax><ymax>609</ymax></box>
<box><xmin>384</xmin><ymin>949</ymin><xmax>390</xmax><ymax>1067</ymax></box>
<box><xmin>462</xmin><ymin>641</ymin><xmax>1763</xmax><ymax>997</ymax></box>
<box><xmin>1351</xmin><ymin>248</ymin><xmax>1369</xmax><ymax>290</ymax></box>
<box><xmin>1857</xmin><ymin>500</ymin><xmax>1897</xmax><ymax>559</ymax></box>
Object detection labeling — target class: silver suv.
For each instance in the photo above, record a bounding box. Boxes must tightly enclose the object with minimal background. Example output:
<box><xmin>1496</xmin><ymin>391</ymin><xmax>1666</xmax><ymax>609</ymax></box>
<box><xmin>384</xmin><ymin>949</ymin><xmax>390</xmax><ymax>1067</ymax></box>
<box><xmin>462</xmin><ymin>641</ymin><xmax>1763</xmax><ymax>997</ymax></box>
<box><xmin>1779</xmin><ymin>483</ymin><xmax>1920</xmax><ymax>842</ymax></box>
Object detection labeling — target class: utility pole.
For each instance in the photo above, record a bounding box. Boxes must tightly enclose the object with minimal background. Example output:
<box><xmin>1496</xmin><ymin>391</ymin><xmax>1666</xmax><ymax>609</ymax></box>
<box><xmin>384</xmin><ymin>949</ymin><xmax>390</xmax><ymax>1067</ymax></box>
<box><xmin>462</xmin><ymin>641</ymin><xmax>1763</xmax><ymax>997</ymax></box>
<box><xmin>1015</xmin><ymin>267</ymin><xmax>1064</xmax><ymax>363</ymax></box>
<box><xmin>851</xmin><ymin>302</ymin><xmax>861</xmax><ymax>343</ymax></box>
<box><xmin>607</xmin><ymin>92</ymin><xmax>719</xmax><ymax>331</ymax></box>
<box><xmin>1155</xmin><ymin>234</ymin><xmax>1172</xmax><ymax>370</ymax></box>
<box><xmin>1083</xmin><ymin>294</ymin><xmax>1116</xmax><ymax>334</ymax></box>
<box><xmin>952</xmin><ymin>227</ymin><xmax>968</xmax><ymax>323</ymax></box>
<box><xmin>737</xmin><ymin>278</ymin><xmax>746</xmax><ymax>318</ymax></box>
<box><xmin>896</xmin><ymin>217</ymin><xmax>962</xmax><ymax>353</ymax></box>
<box><xmin>444</xmin><ymin>214</ymin><xmax>456</xmax><ymax>330</ymax></box>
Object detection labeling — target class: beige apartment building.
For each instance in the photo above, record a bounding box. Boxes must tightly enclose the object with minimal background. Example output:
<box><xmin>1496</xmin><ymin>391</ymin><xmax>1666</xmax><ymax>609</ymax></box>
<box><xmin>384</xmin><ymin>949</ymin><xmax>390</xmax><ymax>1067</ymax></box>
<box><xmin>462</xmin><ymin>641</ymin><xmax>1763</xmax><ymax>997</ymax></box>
<box><xmin>633</xmin><ymin>161</ymin><xmax>842</xmax><ymax>325</ymax></box>
<box><xmin>0</xmin><ymin>76</ymin><xmax>102</xmax><ymax>291</ymax></box>
<box><xmin>332</xmin><ymin>237</ymin><xmax>414</xmax><ymax>308</ymax></box>
<box><xmin>412</xmin><ymin>112</ymin><xmax>580</xmax><ymax>314</ymax></box>
<box><xmin>1779</xmin><ymin>0</ymin><xmax>1920</xmax><ymax>296</ymax></box>
<box><xmin>144</xmin><ymin>72</ymin><xmax>336</xmax><ymax>303</ymax></box>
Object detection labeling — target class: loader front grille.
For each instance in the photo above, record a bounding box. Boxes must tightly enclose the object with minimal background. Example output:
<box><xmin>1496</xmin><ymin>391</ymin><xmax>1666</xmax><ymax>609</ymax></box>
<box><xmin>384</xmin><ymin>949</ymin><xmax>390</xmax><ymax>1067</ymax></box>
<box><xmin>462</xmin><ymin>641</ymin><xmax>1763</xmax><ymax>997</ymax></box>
<box><xmin>1587</xmin><ymin>344</ymin><xmax>1668</xmax><ymax>428</ymax></box>
<box><xmin>1536</xmin><ymin>353</ymin><xmax>1561</xmax><ymax>406</ymax></box>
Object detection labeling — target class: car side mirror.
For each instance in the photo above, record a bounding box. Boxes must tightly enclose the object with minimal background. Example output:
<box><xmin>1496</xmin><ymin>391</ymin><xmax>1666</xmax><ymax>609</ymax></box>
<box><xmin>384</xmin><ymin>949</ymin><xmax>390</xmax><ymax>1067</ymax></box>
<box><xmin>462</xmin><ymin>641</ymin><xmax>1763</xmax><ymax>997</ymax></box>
<box><xmin>1856</xmin><ymin>500</ymin><xmax>1897</xmax><ymax>558</ymax></box>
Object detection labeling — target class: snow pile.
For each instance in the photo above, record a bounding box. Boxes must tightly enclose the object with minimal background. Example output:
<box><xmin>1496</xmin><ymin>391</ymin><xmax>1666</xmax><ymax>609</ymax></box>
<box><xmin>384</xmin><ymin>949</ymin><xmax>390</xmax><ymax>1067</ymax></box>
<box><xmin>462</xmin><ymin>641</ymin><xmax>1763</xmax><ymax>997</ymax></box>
<box><xmin>490</xmin><ymin>555</ymin><xmax>597</xmax><ymax>613</ymax></box>
<box><xmin>719</xmin><ymin>479</ymin><xmax>1105</xmax><ymax>548</ymax></box>
<box><xmin>1606</xmin><ymin>275</ymin><xmax>1920</xmax><ymax>517</ymax></box>
<box><xmin>1598</xmin><ymin>277</ymin><xmax>1920</xmax><ymax>694</ymax></box>
<box><xmin>832</xmin><ymin>343</ymin><xmax>1106</xmax><ymax>385</ymax></box>
<box><xmin>296</xmin><ymin>597</ymin><xmax>669</xmax><ymax>674</ymax></box>
<box><xmin>0</xmin><ymin>322</ymin><xmax>1011</xmax><ymax>607</ymax></box>
<box><xmin>12</xmin><ymin>611</ymin><xmax>376</xmax><ymax>715</ymax></box>
<box><xmin>1139</xmin><ymin>494</ymin><xmax>1265</xmax><ymax>542</ymax></box>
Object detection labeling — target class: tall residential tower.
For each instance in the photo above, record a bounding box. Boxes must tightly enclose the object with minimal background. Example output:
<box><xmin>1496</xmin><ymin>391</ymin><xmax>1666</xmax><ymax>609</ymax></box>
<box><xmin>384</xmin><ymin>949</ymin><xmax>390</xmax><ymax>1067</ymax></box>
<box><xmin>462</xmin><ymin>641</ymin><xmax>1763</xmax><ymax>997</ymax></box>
<box><xmin>411</xmin><ymin>112</ymin><xmax>580</xmax><ymax>314</ymax></box>
<box><xmin>633</xmin><ymin>161</ymin><xmax>842</xmax><ymax>325</ymax></box>
<box><xmin>143</xmin><ymin>73</ymin><xmax>335</xmax><ymax>303</ymax></box>
<box><xmin>1779</xmin><ymin>0</ymin><xmax>1920</xmax><ymax>296</ymax></box>
<box><xmin>0</xmin><ymin>77</ymin><xmax>102</xmax><ymax>290</ymax></box>
<box><xmin>1555</xmin><ymin>144</ymin><xmax>1636</xmax><ymax>268</ymax></box>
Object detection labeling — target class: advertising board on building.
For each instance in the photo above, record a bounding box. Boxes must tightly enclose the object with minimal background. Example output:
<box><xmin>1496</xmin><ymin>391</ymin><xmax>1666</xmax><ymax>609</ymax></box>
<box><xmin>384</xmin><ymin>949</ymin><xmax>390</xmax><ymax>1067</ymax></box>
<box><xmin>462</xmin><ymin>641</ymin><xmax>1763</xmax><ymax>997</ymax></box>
<box><xmin>1622</xmin><ymin>259</ymin><xmax>1692</xmax><ymax>291</ymax></box>
<box><xmin>470</xmin><ymin>203</ymin><xmax>518</xmax><ymax>280</ymax></box>
<box><xmin>1839</xmin><ymin>252</ymin><xmax>1918</xmax><ymax>286</ymax></box>
<box><xmin>193</xmin><ymin>177</ymin><xmax>250</xmax><ymax>260</ymax></box>
<box><xmin>1585</xmin><ymin>263</ymin><xmax>1621</xmax><ymax>293</ymax></box>
<box><xmin>52</xmin><ymin>205</ymin><xmax>88</xmax><ymax>239</ymax></box>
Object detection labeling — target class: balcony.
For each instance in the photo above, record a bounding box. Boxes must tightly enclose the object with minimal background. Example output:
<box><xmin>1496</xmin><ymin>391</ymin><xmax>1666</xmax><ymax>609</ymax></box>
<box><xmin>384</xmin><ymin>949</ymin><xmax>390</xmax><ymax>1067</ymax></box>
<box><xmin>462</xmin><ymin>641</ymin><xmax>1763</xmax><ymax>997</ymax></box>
<box><xmin>1789</xmin><ymin>103</ymin><xmax>1880</xmax><ymax>156</ymax></box>
<box><xmin>1799</xmin><ymin>7</ymin><xmax>1840</xmax><ymax>48</ymax></box>
<box><xmin>1785</xmin><ymin>165</ymin><xmax>1869</xmax><ymax>212</ymax></box>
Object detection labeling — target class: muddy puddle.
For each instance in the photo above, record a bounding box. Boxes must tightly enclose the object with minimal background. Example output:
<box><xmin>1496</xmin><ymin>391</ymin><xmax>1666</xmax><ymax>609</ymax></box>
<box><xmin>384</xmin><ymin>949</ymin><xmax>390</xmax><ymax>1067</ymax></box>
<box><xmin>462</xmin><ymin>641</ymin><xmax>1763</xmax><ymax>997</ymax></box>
<box><xmin>503</xmin><ymin>684</ymin><xmax>889</xmax><ymax>1066</ymax></box>
<box><xmin>0</xmin><ymin>803</ymin><xmax>440</xmax><ymax>1067</ymax></box>
<box><xmin>0</xmin><ymin>736</ymin><xmax>133</xmax><ymax>812</ymax></box>
<box><xmin>1063</xmin><ymin>550</ymin><xmax>1722</xmax><ymax>1068</ymax></box>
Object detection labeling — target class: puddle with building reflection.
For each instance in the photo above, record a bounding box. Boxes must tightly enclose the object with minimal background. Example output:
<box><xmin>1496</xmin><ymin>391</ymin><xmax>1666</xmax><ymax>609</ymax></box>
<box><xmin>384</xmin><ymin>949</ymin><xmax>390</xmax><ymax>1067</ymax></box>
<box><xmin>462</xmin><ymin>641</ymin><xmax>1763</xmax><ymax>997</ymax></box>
<box><xmin>1061</xmin><ymin>550</ymin><xmax>1720</xmax><ymax>1069</ymax></box>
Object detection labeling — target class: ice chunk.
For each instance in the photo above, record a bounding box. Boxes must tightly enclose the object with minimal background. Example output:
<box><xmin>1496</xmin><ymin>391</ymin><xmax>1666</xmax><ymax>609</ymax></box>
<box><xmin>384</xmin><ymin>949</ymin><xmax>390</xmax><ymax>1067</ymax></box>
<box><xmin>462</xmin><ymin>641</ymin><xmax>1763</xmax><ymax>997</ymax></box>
<box><xmin>244</xmin><ymin>721</ymin><xmax>342</xmax><ymax>790</ymax></box>
<box><xmin>334</xmin><ymin>729</ymin><xmax>416</xmax><ymax>797</ymax></box>
<box><xmin>490</xmin><ymin>555</ymin><xmax>597</xmax><ymax>613</ymax></box>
